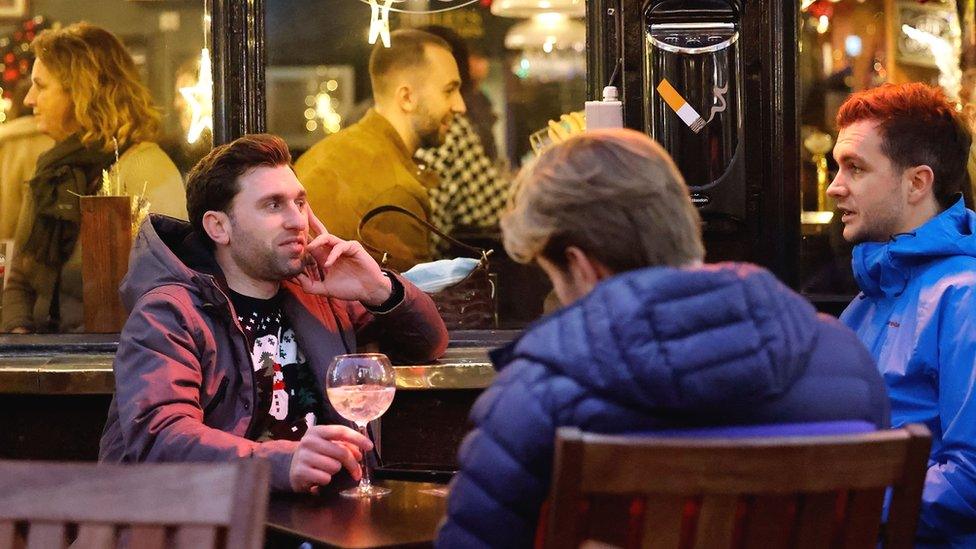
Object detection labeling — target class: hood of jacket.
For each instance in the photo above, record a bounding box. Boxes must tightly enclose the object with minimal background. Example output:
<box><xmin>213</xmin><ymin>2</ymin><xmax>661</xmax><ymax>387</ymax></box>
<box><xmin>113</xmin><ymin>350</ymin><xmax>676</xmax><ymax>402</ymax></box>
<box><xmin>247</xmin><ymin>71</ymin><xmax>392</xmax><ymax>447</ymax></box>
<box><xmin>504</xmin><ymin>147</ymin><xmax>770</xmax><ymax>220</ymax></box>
<box><xmin>120</xmin><ymin>214</ymin><xmax>230</xmax><ymax>312</ymax></box>
<box><xmin>852</xmin><ymin>196</ymin><xmax>976</xmax><ymax>298</ymax></box>
<box><xmin>491</xmin><ymin>262</ymin><xmax>820</xmax><ymax>414</ymax></box>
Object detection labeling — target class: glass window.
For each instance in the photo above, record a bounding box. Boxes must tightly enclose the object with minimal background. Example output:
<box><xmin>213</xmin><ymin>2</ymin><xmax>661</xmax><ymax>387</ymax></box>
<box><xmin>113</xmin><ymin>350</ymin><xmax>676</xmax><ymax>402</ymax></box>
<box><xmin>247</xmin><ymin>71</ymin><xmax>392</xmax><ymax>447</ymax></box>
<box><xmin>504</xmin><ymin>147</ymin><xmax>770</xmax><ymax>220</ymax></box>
<box><xmin>0</xmin><ymin>0</ymin><xmax>211</xmax><ymax>334</ymax></box>
<box><xmin>797</xmin><ymin>0</ymin><xmax>976</xmax><ymax>313</ymax></box>
<box><xmin>266</xmin><ymin>0</ymin><xmax>586</xmax><ymax>327</ymax></box>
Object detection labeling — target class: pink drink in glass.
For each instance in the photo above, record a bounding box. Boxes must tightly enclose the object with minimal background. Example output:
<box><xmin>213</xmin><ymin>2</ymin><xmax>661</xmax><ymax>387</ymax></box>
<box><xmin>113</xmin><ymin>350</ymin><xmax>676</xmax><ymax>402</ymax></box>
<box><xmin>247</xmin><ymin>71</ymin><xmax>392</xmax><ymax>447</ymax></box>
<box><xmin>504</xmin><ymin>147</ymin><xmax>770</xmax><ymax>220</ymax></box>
<box><xmin>326</xmin><ymin>384</ymin><xmax>396</xmax><ymax>424</ymax></box>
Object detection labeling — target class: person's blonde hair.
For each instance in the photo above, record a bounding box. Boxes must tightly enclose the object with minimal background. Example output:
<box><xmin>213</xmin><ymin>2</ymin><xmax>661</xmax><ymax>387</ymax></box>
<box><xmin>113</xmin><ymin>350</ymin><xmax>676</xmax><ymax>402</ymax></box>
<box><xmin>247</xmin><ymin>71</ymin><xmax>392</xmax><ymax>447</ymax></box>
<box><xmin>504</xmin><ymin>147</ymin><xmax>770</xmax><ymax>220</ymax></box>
<box><xmin>31</xmin><ymin>22</ymin><xmax>160</xmax><ymax>151</ymax></box>
<box><xmin>501</xmin><ymin>129</ymin><xmax>704</xmax><ymax>272</ymax></box>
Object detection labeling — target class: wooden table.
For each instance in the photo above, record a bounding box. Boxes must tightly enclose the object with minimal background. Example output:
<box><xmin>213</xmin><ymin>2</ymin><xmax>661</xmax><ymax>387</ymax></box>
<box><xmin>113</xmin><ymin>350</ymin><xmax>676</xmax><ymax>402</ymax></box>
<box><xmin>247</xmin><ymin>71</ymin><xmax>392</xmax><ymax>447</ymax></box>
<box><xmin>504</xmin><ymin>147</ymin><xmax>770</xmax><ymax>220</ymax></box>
<box><xmin>266</xmin><ymin>480</ymin><xmax>450</xmax><ymax>548</ymax></box>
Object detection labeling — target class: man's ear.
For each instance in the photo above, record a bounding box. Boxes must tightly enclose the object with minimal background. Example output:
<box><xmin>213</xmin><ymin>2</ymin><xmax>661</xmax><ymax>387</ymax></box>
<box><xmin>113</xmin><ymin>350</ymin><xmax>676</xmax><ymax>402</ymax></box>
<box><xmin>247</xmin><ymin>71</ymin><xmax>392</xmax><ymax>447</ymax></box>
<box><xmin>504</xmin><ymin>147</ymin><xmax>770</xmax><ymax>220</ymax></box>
<box><xmin>202</xmin><ymin>210</ymin><xmax>232</xmax><ymax>246</ymax></box>
<box><xmin>564</xmin><ymin>246</ymin><xmax>613</xmax><ymax>288</ymax></box>
<box><xmin>395</xmin><ymin>81</ymin><xmax>418</xmax><ymax>113</ymax></box>
<box><xmin>905</xmin><ymin>164</ymin><xmax>935</xmax><ymax>205</ymax></box>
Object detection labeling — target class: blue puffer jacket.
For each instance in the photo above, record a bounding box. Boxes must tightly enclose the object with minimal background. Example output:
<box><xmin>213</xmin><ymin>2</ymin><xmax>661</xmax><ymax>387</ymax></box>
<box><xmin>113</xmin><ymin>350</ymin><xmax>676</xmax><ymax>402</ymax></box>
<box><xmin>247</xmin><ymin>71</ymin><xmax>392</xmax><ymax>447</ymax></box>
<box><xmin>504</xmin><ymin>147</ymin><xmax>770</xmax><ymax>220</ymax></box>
<box><xmin>841</xmin><ymin>197</ymin><xmax>976</xmax><ymax>547</ymax></box>
<box><xmin>437</xmin><ymin>263</ymin><xmax>889</xmax><ymax>548</ymax></box>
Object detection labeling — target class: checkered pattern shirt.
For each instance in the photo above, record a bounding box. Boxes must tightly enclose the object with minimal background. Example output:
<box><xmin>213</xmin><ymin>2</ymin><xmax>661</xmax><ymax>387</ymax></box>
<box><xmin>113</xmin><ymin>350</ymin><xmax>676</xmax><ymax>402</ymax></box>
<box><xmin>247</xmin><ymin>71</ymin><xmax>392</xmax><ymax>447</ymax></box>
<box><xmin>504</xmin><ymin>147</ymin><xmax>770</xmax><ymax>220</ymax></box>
<box><xmin>415</xmin><ymin>115</ymin><xmax>511</xmax><ymax>254</ymax></box>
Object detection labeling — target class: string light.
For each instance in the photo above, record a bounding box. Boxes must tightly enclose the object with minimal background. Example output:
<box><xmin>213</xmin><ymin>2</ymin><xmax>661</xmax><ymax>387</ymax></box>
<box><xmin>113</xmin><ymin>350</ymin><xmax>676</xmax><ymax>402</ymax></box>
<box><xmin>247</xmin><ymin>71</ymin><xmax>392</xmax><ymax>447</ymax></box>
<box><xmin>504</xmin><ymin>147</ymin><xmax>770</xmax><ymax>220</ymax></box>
<box><xmin>358</xmin><ymin>0</ymin><xmax>483</xmax><ymax>47</ymax></box>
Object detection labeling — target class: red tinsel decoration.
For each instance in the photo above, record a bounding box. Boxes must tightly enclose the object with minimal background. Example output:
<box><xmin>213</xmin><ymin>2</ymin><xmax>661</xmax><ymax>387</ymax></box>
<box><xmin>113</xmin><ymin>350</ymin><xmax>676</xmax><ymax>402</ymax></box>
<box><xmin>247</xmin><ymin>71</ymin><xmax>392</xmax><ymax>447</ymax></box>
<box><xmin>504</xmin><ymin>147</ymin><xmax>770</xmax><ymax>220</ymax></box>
<box><xmin>0</xmin><ymin>16</ymin><xmax>51</xmax><ymax>103</ymax></box>
<box><xmin>806</xmin><ymin>0</ymin><xmax>833</xmax><ymax>20</ymax></box>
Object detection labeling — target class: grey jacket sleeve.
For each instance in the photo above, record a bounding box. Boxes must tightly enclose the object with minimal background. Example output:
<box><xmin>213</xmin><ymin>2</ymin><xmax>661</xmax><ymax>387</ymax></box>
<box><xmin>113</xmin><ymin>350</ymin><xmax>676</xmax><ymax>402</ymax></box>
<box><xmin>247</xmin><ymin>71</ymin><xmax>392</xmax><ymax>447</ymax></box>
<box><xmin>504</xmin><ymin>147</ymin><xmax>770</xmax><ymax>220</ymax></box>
<box><xmin>113</xmin><ymin>288</ymin><xmax>297</xmax><ymax>491</ymax></box>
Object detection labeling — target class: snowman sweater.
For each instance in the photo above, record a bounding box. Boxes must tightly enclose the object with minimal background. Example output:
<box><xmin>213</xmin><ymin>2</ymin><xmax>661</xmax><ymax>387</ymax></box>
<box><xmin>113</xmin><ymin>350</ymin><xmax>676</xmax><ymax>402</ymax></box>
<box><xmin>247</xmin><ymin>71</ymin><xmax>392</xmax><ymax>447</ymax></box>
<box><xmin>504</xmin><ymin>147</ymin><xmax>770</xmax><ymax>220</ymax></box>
<box><xmin>228</xmin><ymin>289</ymin><xmax>326</xmax><ymax>442</ymax></box>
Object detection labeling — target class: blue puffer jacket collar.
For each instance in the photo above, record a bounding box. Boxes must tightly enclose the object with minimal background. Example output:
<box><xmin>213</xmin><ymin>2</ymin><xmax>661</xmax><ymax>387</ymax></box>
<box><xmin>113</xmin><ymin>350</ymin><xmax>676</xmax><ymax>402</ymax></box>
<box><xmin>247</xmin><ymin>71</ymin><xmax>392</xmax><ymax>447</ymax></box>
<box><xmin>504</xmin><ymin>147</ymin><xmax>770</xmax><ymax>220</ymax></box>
<box><xmin>491</xmin><ymin>263</ymin><xmax>818</xmax><ymax>413</ymax></box>
<box><xmin>852</xmin><ymin>196</ymin><xmax>976</xmax><ymax>299</ymax></box>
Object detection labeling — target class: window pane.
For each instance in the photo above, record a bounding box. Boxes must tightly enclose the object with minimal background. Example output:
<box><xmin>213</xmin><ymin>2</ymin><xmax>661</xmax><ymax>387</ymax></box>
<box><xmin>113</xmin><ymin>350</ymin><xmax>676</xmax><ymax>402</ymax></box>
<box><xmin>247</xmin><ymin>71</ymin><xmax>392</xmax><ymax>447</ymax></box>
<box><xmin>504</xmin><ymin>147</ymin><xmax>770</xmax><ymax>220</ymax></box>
<box><xmin>0</xmin><ymin>0</ymin><xmax>211</xmax><ymax>334</ymax></box>
<box><xmin>267</xmin><ymin>0</ymin><xmax>586</xmax><ymax>327</ymax></box>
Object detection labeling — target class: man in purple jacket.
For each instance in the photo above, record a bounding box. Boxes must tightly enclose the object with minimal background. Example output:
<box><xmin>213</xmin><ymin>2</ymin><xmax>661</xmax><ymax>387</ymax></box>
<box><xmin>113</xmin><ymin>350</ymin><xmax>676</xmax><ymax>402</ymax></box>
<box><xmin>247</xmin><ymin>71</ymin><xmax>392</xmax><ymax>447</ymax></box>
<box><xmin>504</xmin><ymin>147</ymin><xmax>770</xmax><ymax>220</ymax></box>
<box><xmin>99</xmin><ymin>134</ymin><xmax>448</xmax><ymax>493</ymax></box>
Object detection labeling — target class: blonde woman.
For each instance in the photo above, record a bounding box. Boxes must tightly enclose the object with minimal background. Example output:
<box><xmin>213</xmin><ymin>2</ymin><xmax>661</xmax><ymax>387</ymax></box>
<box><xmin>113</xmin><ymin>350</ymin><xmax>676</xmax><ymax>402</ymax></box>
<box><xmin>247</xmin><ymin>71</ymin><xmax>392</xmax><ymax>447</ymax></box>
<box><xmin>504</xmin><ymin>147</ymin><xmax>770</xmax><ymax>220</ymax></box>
<box><xmin>2</xmin><ymin>22</ymin><xmax>186</xmax><ymax>333</ymax></box>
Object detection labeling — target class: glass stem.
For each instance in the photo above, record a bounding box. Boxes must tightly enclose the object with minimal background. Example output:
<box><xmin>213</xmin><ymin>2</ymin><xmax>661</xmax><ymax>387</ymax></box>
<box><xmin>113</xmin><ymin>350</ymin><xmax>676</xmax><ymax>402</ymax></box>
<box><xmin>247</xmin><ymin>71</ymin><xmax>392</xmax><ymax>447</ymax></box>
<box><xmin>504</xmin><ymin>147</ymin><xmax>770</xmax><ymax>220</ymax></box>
<box><xmin>357</xmin><ymin>422</ymin><xmax>372</xmax><ymax>493</ymax></box>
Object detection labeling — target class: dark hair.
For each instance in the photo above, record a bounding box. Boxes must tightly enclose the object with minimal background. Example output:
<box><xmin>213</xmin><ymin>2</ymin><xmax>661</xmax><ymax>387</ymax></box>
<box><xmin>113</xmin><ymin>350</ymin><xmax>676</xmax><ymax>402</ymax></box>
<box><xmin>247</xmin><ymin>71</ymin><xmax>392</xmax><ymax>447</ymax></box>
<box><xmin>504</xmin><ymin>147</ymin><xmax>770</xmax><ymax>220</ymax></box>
<box><xmin>185</xmin><ymin>133</ymin><xmax>292</xmax><ymax>236</ymax></box>
<box><xmin>368</xmin><ymin>29</ymin><xmax>452</xmax><ymax>97</ymax></box>
<box><xmin>417</xmin><ymin>25</ymin><xmax>471</xmax><ymax>93</ymax></box>
<box><xmin>836</xmin><ymin>83</ymin><xmax>972</xmax><ymax>210</ymax></box>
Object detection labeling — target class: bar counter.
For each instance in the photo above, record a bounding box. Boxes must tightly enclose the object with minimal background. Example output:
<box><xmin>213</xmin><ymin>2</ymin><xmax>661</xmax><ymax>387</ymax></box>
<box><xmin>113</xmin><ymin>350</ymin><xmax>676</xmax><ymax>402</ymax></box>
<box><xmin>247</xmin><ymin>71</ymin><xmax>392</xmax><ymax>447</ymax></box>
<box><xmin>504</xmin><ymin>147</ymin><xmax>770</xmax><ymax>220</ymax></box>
<box><xmin>0</xmin><ymin>336</ymin><xmax>501</xmax><ymax>395</ymax></box>
<box><xmin>0</xmin><ymin>331</ymin><xmax>513</xmax><ymax>466</ymax></box>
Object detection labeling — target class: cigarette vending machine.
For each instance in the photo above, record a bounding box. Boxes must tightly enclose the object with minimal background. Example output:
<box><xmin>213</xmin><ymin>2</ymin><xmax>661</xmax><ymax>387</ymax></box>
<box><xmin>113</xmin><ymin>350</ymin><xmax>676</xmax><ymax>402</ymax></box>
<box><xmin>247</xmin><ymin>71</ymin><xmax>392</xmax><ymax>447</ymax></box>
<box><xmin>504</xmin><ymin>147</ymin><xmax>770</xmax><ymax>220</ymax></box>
<box><xmin>645</xmin><ymin>0</ymin><xmax>744</xmax><ymax>224</ymax></box>
<box><xmin>586</xmin><ymin>0</ymin><xmax>800</xmax><ymax>283</ymax></box>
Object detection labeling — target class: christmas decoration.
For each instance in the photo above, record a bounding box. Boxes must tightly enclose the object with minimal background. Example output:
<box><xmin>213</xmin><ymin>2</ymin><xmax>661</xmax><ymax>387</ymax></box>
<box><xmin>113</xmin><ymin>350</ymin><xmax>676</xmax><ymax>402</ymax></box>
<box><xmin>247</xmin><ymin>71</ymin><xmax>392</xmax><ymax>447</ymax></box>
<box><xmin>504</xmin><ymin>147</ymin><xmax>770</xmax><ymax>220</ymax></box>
<box><xmin>368</xmin><ymin>0</ymin><xmax>395</xmax><ymax>48</ymax></box>
<box><xmin>179</xmin><ymin>47</ymin><xmax>213</xmax><ymax>144</ymax></box>
<box><xmin>0</xmin><ymin>16</ymin><xmax>52</xmax><ymax>123</ymax></box>
<box><xmin>356</xmin><ymin>0</ymin><xmax>483</xmax><ymax>47</ymax></box>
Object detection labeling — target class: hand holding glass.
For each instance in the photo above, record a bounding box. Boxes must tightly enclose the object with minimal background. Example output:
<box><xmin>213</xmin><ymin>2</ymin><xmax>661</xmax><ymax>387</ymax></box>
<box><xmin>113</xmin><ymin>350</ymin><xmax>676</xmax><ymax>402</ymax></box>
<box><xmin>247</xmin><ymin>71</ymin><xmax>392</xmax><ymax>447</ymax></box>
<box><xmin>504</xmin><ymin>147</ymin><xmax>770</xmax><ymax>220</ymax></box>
<box><xmin>325</xmin><ymin>353</ymin><xmax>396</xmax><ymax>497</ymax></box>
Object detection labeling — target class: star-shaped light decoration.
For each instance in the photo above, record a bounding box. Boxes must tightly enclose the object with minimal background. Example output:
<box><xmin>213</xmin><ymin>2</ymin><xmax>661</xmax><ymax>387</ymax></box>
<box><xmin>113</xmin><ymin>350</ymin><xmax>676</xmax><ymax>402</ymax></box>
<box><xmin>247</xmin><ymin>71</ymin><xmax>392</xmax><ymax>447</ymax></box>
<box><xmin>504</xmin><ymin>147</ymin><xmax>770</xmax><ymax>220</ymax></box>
<box><xmin>179</xmin><ymin>47</ymin><xmax>213</xmax><ymax>144</ymax></box>
<box><xmin>368</xmin><ymin>0</ymin><xmax>395</xmax><ymax>48</ymax></box>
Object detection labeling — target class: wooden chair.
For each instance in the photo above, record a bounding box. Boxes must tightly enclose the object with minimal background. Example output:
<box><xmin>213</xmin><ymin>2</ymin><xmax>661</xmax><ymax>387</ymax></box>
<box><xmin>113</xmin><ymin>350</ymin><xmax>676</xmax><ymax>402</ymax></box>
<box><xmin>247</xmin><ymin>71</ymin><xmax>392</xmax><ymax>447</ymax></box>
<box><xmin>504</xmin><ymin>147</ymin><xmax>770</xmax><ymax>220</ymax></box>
<box><xmin>0</xmin><ymin>459</ymin><xmax>270</xmax><ymax>549</ymax></box>
<box><xmin>545</xmin><ymin>425</ymin><xmax>931</xmax><ymax>549</ymax></box>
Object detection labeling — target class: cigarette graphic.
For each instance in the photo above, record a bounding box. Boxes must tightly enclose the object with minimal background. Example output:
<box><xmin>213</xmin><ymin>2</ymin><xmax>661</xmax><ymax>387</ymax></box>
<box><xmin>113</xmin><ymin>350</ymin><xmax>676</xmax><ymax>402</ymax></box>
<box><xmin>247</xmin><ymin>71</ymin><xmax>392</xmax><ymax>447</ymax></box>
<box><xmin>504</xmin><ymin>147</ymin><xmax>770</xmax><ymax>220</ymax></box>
<box><xmin>657</xmin><ymin>79</ymin><xmax>706</xmax><ymax>133</ymax></box>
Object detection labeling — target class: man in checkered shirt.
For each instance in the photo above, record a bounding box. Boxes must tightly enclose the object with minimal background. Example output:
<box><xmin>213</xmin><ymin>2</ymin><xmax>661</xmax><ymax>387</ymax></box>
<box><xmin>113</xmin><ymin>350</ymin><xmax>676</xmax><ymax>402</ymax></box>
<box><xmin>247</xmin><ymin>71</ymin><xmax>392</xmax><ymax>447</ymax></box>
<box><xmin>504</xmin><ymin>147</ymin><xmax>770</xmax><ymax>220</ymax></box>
<box><xmin>416</xmin><ymin>114</ymin><xmax>510</xmax><ymax>254</ymax></box>
<box><xmin>413</xmin><ymin>26</ymin><xmax>511</xmax><ymax>255</ymax></box>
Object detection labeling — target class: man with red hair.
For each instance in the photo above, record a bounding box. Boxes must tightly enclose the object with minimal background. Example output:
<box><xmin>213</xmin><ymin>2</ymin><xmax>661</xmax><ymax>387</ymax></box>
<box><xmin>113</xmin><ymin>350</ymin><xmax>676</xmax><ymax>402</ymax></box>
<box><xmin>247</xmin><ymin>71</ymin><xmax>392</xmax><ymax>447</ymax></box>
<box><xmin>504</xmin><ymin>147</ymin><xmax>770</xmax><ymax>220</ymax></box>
<box><xmin>827</xmin><ymin>82</ymin><xmax>976</xmax><ymax>546</ymax></box>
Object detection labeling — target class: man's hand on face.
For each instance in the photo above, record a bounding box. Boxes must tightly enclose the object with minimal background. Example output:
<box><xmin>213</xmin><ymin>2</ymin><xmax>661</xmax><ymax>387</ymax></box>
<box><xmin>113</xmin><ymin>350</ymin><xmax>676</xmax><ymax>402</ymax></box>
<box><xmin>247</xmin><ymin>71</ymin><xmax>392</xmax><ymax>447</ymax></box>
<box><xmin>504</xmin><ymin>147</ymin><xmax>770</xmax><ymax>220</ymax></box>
<box><xmin>289</xmin><ymin>424</ymin><xmax>373</xmax><ymax>494</ymax></box>
<box><xmin>294</xmin><ymin>208</ymin><xmax>393</xmax><ymax>307</ymax></box>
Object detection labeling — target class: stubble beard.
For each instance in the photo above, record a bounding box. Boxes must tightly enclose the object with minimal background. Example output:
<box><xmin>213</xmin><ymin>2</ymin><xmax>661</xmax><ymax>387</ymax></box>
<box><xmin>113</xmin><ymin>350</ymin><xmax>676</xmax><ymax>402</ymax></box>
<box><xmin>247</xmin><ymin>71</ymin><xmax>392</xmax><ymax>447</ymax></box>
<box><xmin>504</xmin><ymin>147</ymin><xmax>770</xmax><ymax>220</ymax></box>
<box><xmin>229</xmin><ymin>220</ymin><xmax>306</xmax><ymax>282</ymax></box>
<box><xmin>851</xmin><ymin>197</ymin><xmax>905</xmax><ymax>244</ymax></box>
<box><xmin>230</xmin><ymin>242</ymin><xmax>305</xmax><ymax>282</ymax></box>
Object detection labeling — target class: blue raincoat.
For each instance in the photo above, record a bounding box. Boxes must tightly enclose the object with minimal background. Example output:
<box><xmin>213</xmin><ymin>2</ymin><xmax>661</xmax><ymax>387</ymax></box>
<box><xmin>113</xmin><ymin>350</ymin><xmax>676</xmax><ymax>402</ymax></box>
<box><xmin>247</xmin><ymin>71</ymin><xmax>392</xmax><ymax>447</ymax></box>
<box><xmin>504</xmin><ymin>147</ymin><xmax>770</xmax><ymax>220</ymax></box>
<box><xmin>841</xmin><ymin>197</ymin><xmax>976</xmax><ymax>546</ymax></box>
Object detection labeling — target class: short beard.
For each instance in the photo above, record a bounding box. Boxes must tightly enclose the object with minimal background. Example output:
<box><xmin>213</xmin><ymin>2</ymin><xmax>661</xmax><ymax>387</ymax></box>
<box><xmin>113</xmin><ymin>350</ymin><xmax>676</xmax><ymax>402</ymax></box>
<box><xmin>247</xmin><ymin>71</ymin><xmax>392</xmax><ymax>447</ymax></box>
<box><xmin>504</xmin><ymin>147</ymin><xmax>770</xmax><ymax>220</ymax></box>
<box><xmin>418</xmin><ymin>129</ymin><xmax>443</xmax><ymax>149</ymax></box>
<box><xmin>228</xmin><ymin>217</ymin><xmax>306</xmax><ymax>282</ymax></box>
<box><xmin>413</xmin><ymin>108</ymin><xmax>446</xmax><ymax>149</ymax></box>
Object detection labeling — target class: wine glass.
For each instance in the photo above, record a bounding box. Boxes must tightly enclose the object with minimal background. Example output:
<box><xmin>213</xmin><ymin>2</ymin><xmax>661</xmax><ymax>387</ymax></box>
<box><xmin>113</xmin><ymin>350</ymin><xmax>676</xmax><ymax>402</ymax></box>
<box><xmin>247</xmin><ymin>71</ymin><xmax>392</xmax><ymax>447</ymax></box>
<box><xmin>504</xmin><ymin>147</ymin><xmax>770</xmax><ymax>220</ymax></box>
<box><xmin>325</xmin><ymin>353</ymin><xmax>396</xmax><ymax>498</ymax></box>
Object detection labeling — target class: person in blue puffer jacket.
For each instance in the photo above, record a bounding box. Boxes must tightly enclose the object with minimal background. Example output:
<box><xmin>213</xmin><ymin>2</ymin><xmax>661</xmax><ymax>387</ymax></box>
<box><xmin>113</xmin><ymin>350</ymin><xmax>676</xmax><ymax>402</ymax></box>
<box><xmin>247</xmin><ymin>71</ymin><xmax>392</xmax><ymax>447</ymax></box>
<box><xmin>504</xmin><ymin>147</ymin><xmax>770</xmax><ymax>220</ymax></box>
<box><xmin>436</xmin><ymin>129</ymin><xmax>890</xmax><ymax>548</ymax></box>
<box><xmin>827</xmin><ymin>83</ymin><xmax>976</xmax><ymax>548</ymax></box>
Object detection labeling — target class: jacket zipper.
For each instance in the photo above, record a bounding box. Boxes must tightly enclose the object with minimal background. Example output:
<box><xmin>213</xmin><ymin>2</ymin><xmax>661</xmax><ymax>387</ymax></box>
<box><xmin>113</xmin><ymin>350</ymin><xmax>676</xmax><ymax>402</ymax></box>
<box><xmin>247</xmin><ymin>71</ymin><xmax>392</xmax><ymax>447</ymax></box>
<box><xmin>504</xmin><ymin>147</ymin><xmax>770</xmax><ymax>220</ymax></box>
<box><xmin>202</xmin><ymin>377</ymin><xmax>230</xmax><ymax>416</ymax></box>
<box><xmin>207</xmin><ymin>274</ymin><xmax>260</xmax><ymax>439</ymax></box>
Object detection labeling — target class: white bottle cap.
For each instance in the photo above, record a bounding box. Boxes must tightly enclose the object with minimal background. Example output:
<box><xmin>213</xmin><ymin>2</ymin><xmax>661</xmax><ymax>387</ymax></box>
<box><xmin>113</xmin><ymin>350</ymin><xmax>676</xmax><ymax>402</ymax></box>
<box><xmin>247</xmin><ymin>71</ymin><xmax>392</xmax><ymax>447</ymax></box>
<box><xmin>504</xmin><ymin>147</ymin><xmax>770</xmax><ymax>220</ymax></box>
<box><xmin>602</xmin><ymin>86</ymin><xmax>619</xmax><ymax>102</ymax></box>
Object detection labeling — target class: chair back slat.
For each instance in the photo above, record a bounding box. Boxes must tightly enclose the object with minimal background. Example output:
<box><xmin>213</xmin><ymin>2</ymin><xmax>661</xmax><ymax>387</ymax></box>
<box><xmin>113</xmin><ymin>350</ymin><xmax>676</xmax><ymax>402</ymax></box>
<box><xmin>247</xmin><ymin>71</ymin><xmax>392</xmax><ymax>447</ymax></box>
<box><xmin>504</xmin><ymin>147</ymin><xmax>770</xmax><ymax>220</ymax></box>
<box><xmin>176</xmin><ymin>525</ymin><xmax>219</xmax><ymax>549</ymax></box>
<box><xmin>25</xmin><ymin>522</ymin><xmax>63</xmax><ymax>549</ymax></box>
<box><xmin>584</xmin><ymin>496</ymin><xmax>633</xmax><ymax>547</ymax></box>
<box><xmin>692</xmin><ymin>494</ymin><xmax>738</xmax><ymax>549</ymax></box>
<box><xmin>0</xmin><ymin>463</ymin><xmax>242</xmax><ymax>524</ymax></box>
<box><xmin>74</xmin><ymin>524</ymin><xmax>116</xmax><ymax>549</ymax></box>
<box><xmin>548</xmin><ymin>434</ymin><xmax>586</xmax><ymax>549</ymax></box>
<box><xmin>882</xmin><ymin>424</ymin><xmax>932</xmax><ymax>549</ymax></box>
<box><xmin>226</xmin><ymin>459</ymin><xmax>271</xmax><ymax>549</ymax></box>
<box><xmin>546</xmin><ymin>425</ymin><xmax>932</xmax><ymax>549</ymax></box>
<box><xmin>0</xmin><ymin>520</ymin><xmax>15</xmax><ymax>549</ymax></box>
<box><xmin>128</xmin><ymin>525</ymin><xmax>167</xmax><ymax>549</ymax></box>
<box><xmin>794</xmin><ymin>492</ymin><xmax>840</xmax><ymax>549</ymax></box>
<box><xmin>639</xmin><ymin>496</ymin><xmax>685</xmax><ymax>549</ymax></box>
<box><xmin>740</xmin><ymin>495</ymin><xmax>796</xmax><ymax>549</ymax></box>
<box><xmin>838</xmin><ymin>489</ymin><xmax>886</xmax><ymax>549</ymax></box>
<box><xmin>0</xmin><ymin>460</ymin><xmax>269</xmax><ymax>549</ymax></box>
